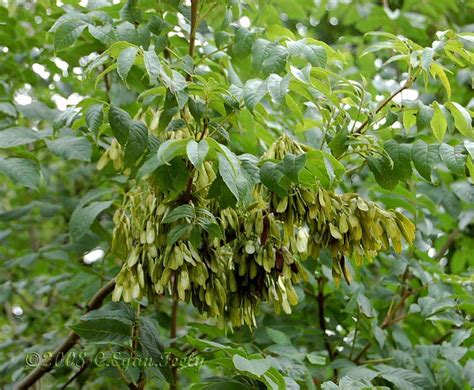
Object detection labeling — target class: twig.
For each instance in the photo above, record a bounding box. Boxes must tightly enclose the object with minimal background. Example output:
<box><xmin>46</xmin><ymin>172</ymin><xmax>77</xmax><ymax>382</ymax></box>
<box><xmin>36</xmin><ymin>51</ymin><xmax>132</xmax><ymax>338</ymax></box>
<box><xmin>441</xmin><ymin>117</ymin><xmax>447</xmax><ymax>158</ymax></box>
<box><xmin>349</xmin><ymin>308</ymin><xmax>360</xmax><ymax>360</ymax></box>
<box><xmin>353</xmin><ymin>268</ymin><xmax>413</xmax><ymax>364</ymax></box>
<box><xmin>170</xmin><ymin>298</ymin><xmax>179</xmax><ymax>390</ymax></box>
<box><xmin>433</xmin><ymin>228</ymin><xmax>460</xmax><ymax>261</ymax></box>
<box><xmin>15</xmin><ymin>279</ymin><xmax>116</xmax><ymax>390</ymax></box>
<box><xmin>60</xmin><ymin>359</ymin><xmax>91</xmax><ymax>390</ymax></box>
<box><xmin>433</xmin><ymin>329</ymin><xmax>455</xmax><ymax>345</ymax></box>
<box><xmin>188</xmin><ymin>0</ymin><xmax>199</xmax><ymax>58</ymax></box>
<box><xmin>360</xmin><ymin>356</ymin><xmax>394</xmax><ymax>365</ymax></box>
<box><xmin>195</xmin><ymin>43</ymin><xmax>232</xmax><ymax>65</ymax></box>
<box><xmin>11</xmin><ymin>284</ymin><xmax>36</xmax><ymax>312</ymax></box>
<box><xmin>316</xmin><ymin>277</ymin><xmax>334</xmax><ymax>361</ymax></box>
<box><xmin>354</xmin><ymin>76</ymin><xmax>416</xmax><ymax>135</ymax></box>
<box><xmin>102</xmin><ymin>64</ymin><xmax>111</xmax><ymax>102</ymax></box>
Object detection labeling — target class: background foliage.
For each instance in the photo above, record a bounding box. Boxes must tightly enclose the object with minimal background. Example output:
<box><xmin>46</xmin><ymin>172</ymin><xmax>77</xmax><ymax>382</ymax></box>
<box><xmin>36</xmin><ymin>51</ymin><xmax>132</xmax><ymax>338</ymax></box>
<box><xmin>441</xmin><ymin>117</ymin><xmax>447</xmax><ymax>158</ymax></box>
<box><xmin>0</xmin><ymin>0</ymin><xmax>473</xmax><ymax>388</ymax></box>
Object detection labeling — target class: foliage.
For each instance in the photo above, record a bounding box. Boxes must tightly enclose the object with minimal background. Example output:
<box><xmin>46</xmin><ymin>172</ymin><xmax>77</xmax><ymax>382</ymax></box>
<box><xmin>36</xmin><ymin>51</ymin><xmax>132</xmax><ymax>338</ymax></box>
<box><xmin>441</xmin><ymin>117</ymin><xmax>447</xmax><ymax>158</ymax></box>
<box><xmin>0</xmin><ymin>0</ymin><xmax>473</xmax><ymax>389</ymax></box>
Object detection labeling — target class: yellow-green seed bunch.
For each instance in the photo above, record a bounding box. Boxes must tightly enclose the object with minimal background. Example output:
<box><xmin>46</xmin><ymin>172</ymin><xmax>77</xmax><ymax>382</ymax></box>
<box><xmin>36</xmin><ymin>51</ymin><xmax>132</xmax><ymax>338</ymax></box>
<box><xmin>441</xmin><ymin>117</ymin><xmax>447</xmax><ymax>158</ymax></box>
<box><xmin>97</xmin><ymin>139</ymin><xmax>124</xmax><ymax>171</ymax></box>
<box><xmin>263</xmin><ymin>133</ymin><xmax>308</xmax><ymax>160</ymax></box>
<box><xmin>111</xmin><ymin>183</ymin><xmax>230</xmax><ymax>324</ymax></box>
<box><xmin>305</xmin><ymin>187</ymin><xmax>415</xmax><ymax>267</ymax></box>
<box><xmin>220</xmin><ymin>201</ymin><xmax>307</xmax><ymax>327</ymax></box>
<box><xmin>109</xmin><ymin>131</ymin><xmax>415</xmax><ymax>329</ymax></box>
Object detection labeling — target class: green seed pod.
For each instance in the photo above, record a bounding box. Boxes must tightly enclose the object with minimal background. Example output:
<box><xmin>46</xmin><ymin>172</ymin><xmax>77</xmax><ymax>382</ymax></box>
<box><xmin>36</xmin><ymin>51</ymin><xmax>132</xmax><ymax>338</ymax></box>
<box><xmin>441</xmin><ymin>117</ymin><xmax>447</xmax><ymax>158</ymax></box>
<box><xmin>96</xmin><ymin>150</ymin><xmax>110</xmax><ymax>171</ymax></box>
<box><xmin>249</xmin><ymin>260</ymin><xmax>258</xmax><ymax>279</ymax></box>
<box><xmin>112</xmin><ymin>285</ymin><xmax>123</xmax><ymax>302</ymax></box>
<box><xmin>137</xmin><ymin>263</ymin><xmax>145</xmax><ymax>288</ymax></box>
<box><xmin>255</xmin><ymin>210</ymin><xmax>264</xmax><ymax>235</ymax></box>
<box><xmin>127</xmin><ymin>248</ymin><xmax>139</xmax><ymax>267</ymax></box>
<box><xmin>276</xmin><ymin>196</ymin><xmax>288</xmax><ymax>213</ymax></box>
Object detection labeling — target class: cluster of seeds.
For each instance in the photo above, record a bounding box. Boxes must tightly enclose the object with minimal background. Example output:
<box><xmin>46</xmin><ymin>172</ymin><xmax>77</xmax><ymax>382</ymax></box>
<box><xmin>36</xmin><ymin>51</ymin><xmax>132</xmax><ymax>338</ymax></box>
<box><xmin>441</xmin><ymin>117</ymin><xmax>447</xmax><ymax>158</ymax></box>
<box><xmin>109</xmin><ymin>133</ymin><xmax>415</xmax><ymax>327</ymax></box>
<box><xmin>220</xmin><ymin>202</ymin><xmax>307</xmax><ymax>327</ymax></box>
<box><xmin>262</xmin><ymin>135</ymin><xmax>416</xmax><ymax>286</ymax></box>
<box><xmin>97</xmin><ymin>139</ymin><xmax>124</xmax><ymax>171</ymax></box>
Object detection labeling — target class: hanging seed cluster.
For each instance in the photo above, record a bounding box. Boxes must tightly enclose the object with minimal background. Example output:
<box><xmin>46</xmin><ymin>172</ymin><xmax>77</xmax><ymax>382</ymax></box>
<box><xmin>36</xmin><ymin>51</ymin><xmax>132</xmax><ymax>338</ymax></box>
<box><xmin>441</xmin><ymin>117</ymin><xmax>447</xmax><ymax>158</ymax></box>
<box><xmin>97</xmin><ymin>139</ymin><xmax>124</xmax><ymax>171</ymax></box>
<box><xmin>111</xmin><ymin>164</ymin><xmax>235</xmax><ymax>328</ymax></box>
<box><xmin>220</xmin><ymin>201</ymin><xmax>307</xmax><ymax>327</ymax></box>
<box><xmin>262</xmin><ymin>134</ymin><xmax>416</xmax><ymax>285</ymax></box>
<box><xmin>110</xmin><ymin>133</ymin><xmax>415</xmax><ymax>327</ymax></box>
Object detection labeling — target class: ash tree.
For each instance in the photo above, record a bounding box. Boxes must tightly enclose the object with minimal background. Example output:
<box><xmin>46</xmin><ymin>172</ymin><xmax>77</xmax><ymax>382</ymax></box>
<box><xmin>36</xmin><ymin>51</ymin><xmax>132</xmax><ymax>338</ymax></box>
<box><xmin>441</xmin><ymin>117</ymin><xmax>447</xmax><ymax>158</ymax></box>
<box><xmin>0</xmin><ymin>0</ymin><xmax>473</xmax><ymax>389</ymax></box>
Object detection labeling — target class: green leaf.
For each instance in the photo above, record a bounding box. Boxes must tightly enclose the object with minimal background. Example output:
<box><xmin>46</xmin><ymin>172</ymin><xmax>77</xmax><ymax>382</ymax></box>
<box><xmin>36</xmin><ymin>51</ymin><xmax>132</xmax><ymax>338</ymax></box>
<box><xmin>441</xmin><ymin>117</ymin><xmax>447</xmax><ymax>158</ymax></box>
<box><xmin>0</xmin><ymin>157</ymin><xmax>41</xmax><ymax>189</ymax></box>
<box><xmin>375</xmin><ymin>365</ymin><xmax>430</xmax><ymax>390</ymax></box>
<box><xmin>243</xmin><ymin>79</ymin><xmax>267</xmax><ymax>112</ymax></box>
<box><xmin>69</xmin><ymin>200</ymin><xmax>113</xmax><ymax>241</ymax></box>
<box><xmin>167</xmin><ymin>224</ymin><xmax>192</xmax><ymax>246</ymax></box>
<box><xmin>138</xmin><ymin>316</ymin><xmax>164</xmax><ymax>357</ymax></box>
<box><xmin>252</xmin><ymin>38</ymin><xmax>272</xmax><ymax>72</ymax></box>
<box><xmin>384</xmin><ymin>140</ymin><xmax>412</xmax><ymax>181</ymax></box>
<box><xmin>431</xmin><ymin>102</ymin><xmax>447</xmax><ymax>142</ymax></box>
<box><xmin>285</xmin><ymin>94</ymin><xmax>303</xmax><ymax>123</ymax></box>
<box><xmin>416</xmin><ymin>102</ymin><xmax>434</xmax><ymax>130</ymax></box>
<box><xmin>123</xmin><ymin>121</ymin><xmax>148</xmax><ymax>166</ymax></box>
<box><xmin>439</xmin><ymin>143</ymin><xmax>466</xmax><ymax>176</ymax></box>
<box><xmin>300</xmin><ymin>150</ymin><xmax>345</xmax><ymax>189</ymax></box>
<box><xmin>85</xmin><ymin>104</ymin><xmax>103</xmax><ymax>134</ymax></box>
<box><xmin>367</xmin><ymin>156</ymin><xmax>399</xmax><ymax>190</ymax></box>
<box><xmin>0</xmin><ymin>102</ymin><xmax>17</xmax><ymax>117</ymax></box>
<box><xmin>207</xmin><ymin>176</ymin><xmax>237</xmax><ymax>209</ymax></box>
<box><xmin>430</xmin><ymin>63</ymin><xmax>451</xmax><ymax>100</ymax></box>
<box><xmin>403</xmin><ymin>109</ymin><xmax>417</xmax><ymax>130</ymax></box>
<box><xmin>411</xmin><ymin>141</ymin><xmax>440</xmax><ymax>181</ymax></box>
<box><xmin>138</xmin><ymin>316</ymin><xmax>172</xmax><ymax>382</ymax></box>
<box><xmin>164</xmin><ymin>119</ymin><xmax>186</xmax><ymax>134</ymax></box>
<box><xmin>421</xmin><ymin>48</ymin><xmax>434</xmax><ymax>71</ymax></box>
<box><xmin>70</xmin><ymin>302</ymin><xmax>133</xmax><ymax>344</ymax></box>
<box><xmin>304</xmin><ymin>45</ymin><xmax>327</xmax><ymax>68</ymax></box>
<box><xmin>446</xmin><ymin>102</ymin><xmax>473</xmax><ymax>137</ymax></box>
<box><xmin>282</xmin><ymin>153</ymin><xmax>306</xmax><ymax>182</ymax></box>
<box><xmin>267</xmin><ymin>74</ymin><xmax>290</xmax><ymax>105</ymax></box>
<box><xmin>187</xmin><ymin>140</ymin><xmax>209</xmax><ymax>168</ymax></box>
<box><xmin>217</xmin><ymin>152</ymin><xmax>240</xmax><ymax>201</ymax></box>
<box><xmin>120</xmin><ymin>0</ymin><xmax>142</xmax><ymax>24</ymax></box>
<box><xmin>88</xmin><ymin>24</ymin><xmax>115</xmax><ymax>45</ymax></box>
<box><xmin>117</xmin><ymin>46</ymin><xmax>138</xmax><ymax>82</ymax></box>
<box><xmin>162</xmin><ymin>205</ymin><xmax>195</xmax><ymax>224</ymax></box>
<box><xmin>108</xmin><ymin>105</ymin><xmax>130</xmax><ymax>145</ymax></box>
<box><xmin>136</xmin><ymin>154</ymin><xmax>159</xmax><ymax>179</ymax></box>
<box><xmin>46</xmin><ymin>137</ymin><xmax>92</xmax><ymax>162</ymax></box>
<box><xmin>232</xmin><ymin>355</ymin><xmax>271</xmax><ymax>377</ymax></box>
<box><xmin>233</xmin><ymin>27</ymin><xmax>255</xmax><ymax>57</ymax></box>
<box><xmin>54</xmin><ymin>19</ymin><xmax>87</xmax><ymax>50</ymax></box>
<box><xmin>262</xmin><ymin>44</ymin><xmax>288</xmax><ymax>75</ymax></box>
<box><xmin>306</xmin><ymin>352</ymin><xmax>326</xmax><ymax>365</ymax></box>
<box><xmin>0</xmin><ymin>127</ymin><xmax>43</xmax><ymax>148</ymax></box>
<box><xmin>156</xmin><ymin>139</ymin><xmax>188</xmax><ymax>166</ymax></box>
<box><xmin>328</xmin><ymin>128</ymin><xmax>348</xmax><ymax>158</ymax></box>
<box><xmin>242</xmin><ymin>79</ymin><xmax>267</xmax><ymax>112</ymax></box>
<box><xmin>260</xmin><ymin>161</ymin><xmax>288</xmax><ymax>197</ymax></box>
<box><xmin>266</xmin><ymin>328</ymin><xmax>292</xmax><ymax>345</ymax></box>
<box><xmin>143</xmin><ymin>49</ymin><xmax>162</xmax><ymax>85</ymax></box>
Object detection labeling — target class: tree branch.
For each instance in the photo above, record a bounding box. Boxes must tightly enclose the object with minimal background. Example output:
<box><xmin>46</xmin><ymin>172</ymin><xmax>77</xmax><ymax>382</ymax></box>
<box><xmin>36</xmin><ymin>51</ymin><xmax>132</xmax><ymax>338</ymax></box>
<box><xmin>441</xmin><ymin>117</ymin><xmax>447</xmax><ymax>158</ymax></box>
<box><xmin>317</xmin><ymin>277</ymin><xmax>334</xmax><ymax>361</ymax></box>
<box><xmin>433</xmin><ymin>228</ymin><xmax>460</xmax><ymax>261</ymax></box>
<box><xmin>188</xmin><ymin>0</ymin><xmax>199</xmax><ymax>58</ymax></box>
<box><xmin>15</xmin><ymin>279</ymin><xmax>116</xmax><ymax>390</ymax></box>
<box><xmin>170</xmin><ymin>298</ymin><xmax>179</xmax><ymax>390</ymax></box>
<box><xmin>353</xmin><ymin>268</ymin><xmax>416</xmax><ymax>364</ymax></box>
<box><xmin>354</xmin><ymin>77</ymin><xmax>416</xmax><ymax>135</ymax></box>
<box><xmin>60</xmin><ymin>359</ymin><xmax>91</xmax><ymax>390</ymax></box>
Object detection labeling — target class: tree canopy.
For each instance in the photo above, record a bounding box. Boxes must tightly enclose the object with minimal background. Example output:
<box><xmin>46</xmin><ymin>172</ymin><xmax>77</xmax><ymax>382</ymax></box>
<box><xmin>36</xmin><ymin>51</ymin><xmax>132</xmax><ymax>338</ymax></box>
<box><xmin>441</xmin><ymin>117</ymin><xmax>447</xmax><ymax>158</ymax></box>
<box><xmin>0</xmin><ymin>0</ymin><xmax>473</xmax><ymax>389</ymax></box>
